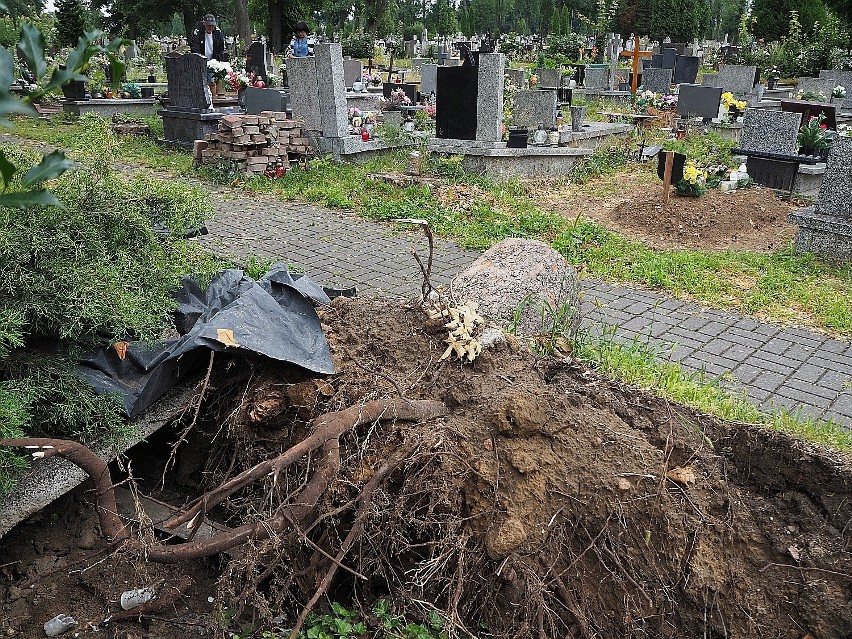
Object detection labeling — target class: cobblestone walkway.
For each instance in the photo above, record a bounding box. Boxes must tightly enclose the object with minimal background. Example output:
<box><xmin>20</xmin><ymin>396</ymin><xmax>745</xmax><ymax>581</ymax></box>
<box><xmin>200</xmin><ymin>190</ymin><xmax>852</xmax><ymax>428</ymax></box>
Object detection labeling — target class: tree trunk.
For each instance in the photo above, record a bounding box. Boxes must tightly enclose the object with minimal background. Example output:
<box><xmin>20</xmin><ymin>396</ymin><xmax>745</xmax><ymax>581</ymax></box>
<box><xmin>182</xmin><ymin>9</ymin><xmax>194</xmax><ymax>41</ymax></box>
<box><xmin>268</xmin><ymin>0</ymin><xmax>283</xmax><ymax>53</ymax></box>
<box><xmin>236</xmin><ymin>0</ymin><xmax>251</xmax><ymax>45</ymax></box>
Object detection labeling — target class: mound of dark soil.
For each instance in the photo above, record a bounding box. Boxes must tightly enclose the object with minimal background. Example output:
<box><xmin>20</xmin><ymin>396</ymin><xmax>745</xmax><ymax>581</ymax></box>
<box><xmin>1</xmin><ymin>296</ymin><xmax>850</xmax><ymax>638</ymax></box>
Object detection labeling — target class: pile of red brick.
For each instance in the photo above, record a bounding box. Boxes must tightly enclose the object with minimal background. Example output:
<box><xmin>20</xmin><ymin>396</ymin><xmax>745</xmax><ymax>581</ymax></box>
<box><xmin>195</xmin><ymin>112</ymin><xmax>313</xmax><ymax>176</ymax></box>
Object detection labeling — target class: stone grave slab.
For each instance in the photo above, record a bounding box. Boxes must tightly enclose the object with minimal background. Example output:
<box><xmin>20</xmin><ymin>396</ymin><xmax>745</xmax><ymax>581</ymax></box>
<box><xmin>314</xmin><ymin>43</ymin><xmax>349</xmax><ymax>138</ymax></box>
<box><xmin>650</xmin><ymin>53</ymin><xmax>664</xmax><ymax>68</ymax></box>
<box><xmin>513</xmin><ymin>89</ymin><xmax>557</xmax><ymax>129</ymax></box>
<box><xmin>420</xmin><ymin>64</ymin><xmax>438</xmax><ymax>97</ymax></box>
<box><xmin>505</xmin><ymin>68</ymin><xmax>525</xmax><ymax>88</ymax></box>
<box><xmin>660</xmin><ymin>48</ymin><xmax>677</xmax><ymax>69</ymax></box>
<box><xmin>411</xmin><ymin>58</ymin><xmax>430</xmax><ymax>72</ymax></box>
<box><xmin>164</xmin><ymin>52</ymin><xmax>210</xmax><ymax>110</ymax></box>
<box><xmin>676</xmin><ymin>84</ymin><xmax>722</xmax><ymax>119</ymax></box>
<box><xmin>343</xmin><ymin>58</ymin><xmax>363</xmax><ymax>89</ymax></box>
<box><xmin>740</xmin><ymin>109</ymin><xmax>801</xmax><ymax>155</ymax></box>
<box><xmin>476</xmin><ymin>53</ymin><xmax>504</xmax><ymax>142</ymax></box>
<box><xmin>244</xmin><ymin>87</ymin><xmax>289</xmax><ymax>114</ymax></box>
<box><xmin>436</xmin><ymin>65</ymin><xmax>478</xmax><ymax>139</ymax></box>
<box><xmin>246</xmin><ymin>41</ymin><xmax>269</xmax><ymax>87</ymax></box>
<box><xmin>534</xmin><ymin>67</ymin><xmax>561</xmax><ymax>89</ymax></box>
<box><xmin>584</xmin><ymin>67</ymin><xmax>609</xmax><ymax>89</ymax></box>
<box><xmin>288</xmin><ymin>55</ymin><xmax>322</xmax><ymax>131</ymax></box>
<box><xmin>716</xmin><ymin>65</ymin><xmax>758</xmax><ymax>96</ymax></box>
<box><xmin>797</xmin><ymin>76</ymin><xmax>835</xmax><ymax>99</ymax></box>
<box><xmin>673</xmin><ymin>55</ymin><xmax>699</xmax><ymax>84</ymax></box>
<box><xmin>642</xmin><ymin>67</ymin><xmax>672</xmax><ymax>94</ymax></box>
<box><xmin>789</xmin><ymin>135</ymin><xmax>852</xmax><ymax>260</ymax></box>
<box><xmin>701</xmin><ymin>73</ymin><xmax>720</xmax><ymax>88</ymax></box>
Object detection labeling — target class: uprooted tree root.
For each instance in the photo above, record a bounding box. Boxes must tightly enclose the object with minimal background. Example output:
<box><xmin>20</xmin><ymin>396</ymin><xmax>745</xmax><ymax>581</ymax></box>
<box><xmin>3</xmin><ymin>296</ymin><xmax>851</xmax><ymax>638</ymax></box>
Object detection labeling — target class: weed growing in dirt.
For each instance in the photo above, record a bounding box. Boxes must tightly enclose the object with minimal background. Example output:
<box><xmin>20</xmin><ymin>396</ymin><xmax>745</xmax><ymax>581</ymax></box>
<box><xmin>575</xmin><ymin>323</ymin><xmax>852</xmax><ymax>452</ymax></box>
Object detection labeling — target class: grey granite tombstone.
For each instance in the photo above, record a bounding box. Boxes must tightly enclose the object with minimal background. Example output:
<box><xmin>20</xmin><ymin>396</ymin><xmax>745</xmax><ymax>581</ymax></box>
<box><xmin>583</xmin><ymin>67</ymin><xmax>609</xmax><ymax>89</ymax></box>
<box><xmin>660</xmin><ymin>48</ymin><xmax>677</xmax><ymax>69</ymax></box>
<box><xmin>411</xmin><ymin>58</ymin><xmax>430</xmax><ymax>72</ymax></box>
<box><xmin>288</xmin><ymin>55</ymin><xmax>322</xmax><ymax>132</ymax></box>
<box><xmin>789</xmin><ymin>135</ymin><xmax>852</xmax><ymax>260</ymax></box>
<box><xmin>716</xmin><ymin>64</ymin><xmax>757</xmax><ymax>96</ymax></box>
<box><xmin>672</xmin><ymin>55</ymin><xmax>699</xmax><ymax>84</ymax></box>
<box><xmin>244</xmin><ymin>86</ymin><xmax>289</xmax><ymax>114</ymax></box>
<box><xmin>512</xmin><ymin>89</ymin><xmax>557</xmax><ymax>129</ymax></box>
<box><xmin>739</xmin><ymin>110</ymin><xmax>801</xmax><ymax>154</ymax></box>
<box><xmin>420</xmin><ymin>64</ymin><xmax>438</xmax><ymax>97</ymax></box>
<box><xmin>797</xmin><ymin>76</ymin><xmax>835</xmax><ymax>99</ymax></box>
<box><xmin>313</xmin><ymin>43</ymin><xmax>349</xmax><ymax>138</ymax></box>
<box><xmin>505</xmin><ymin>68</ymin><xmax>525</xmax><ymax>88</ymax></box>
<box><xmin>642</xmin><ymin>67</ymin><xmax>672</xmax><ymax>94</ymax></box>
<box><xmin>246</xmin><ymin>41</ymin><xmax>269</xmax><ymax>86</ymax></box>
<box><xmin>701</xmin><ymin>73</ymin><xmax>720</xmax><ymax>88</ymax></box>
<box><xmin>343</xmin><ymin>58</ymin><xmax>363</xmax><ymax>89</ymax></box>
<box><xmin>476</xmin><ymin>53</ymin><xmax>504</xmax><ymax>142</ymax></box>
<box><xmin>164</xmin><ymin>52</ymin><xmax>210</xmax><ymax>110</ymax></box>
<box><xmin>534</xmin><ymin>67</ymin><xmax>561</xmax><ymax>89</ymax></box>
<box><xmin>819</xmin><ymin>70</ymin><xmax>852</xmax><ymax>109</ymax></box>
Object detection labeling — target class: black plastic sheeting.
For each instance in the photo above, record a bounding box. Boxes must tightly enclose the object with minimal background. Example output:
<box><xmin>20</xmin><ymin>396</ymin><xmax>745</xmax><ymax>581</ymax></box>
<box><xmin>78</xmin><ymin>264</ymin><xmax>341</xmax><ymax>418</ymax></box>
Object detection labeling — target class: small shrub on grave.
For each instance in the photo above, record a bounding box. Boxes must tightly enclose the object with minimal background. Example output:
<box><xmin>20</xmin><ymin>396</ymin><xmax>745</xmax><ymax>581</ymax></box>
<box><xmin>675</xmin><ymin>160</ymin><xmax>707</xmax><ymax>197</ymax></box>
<box><xmin>341</xmin><ymin>34</ymin><xmax>373</xmax><ymax>59</ymax></box>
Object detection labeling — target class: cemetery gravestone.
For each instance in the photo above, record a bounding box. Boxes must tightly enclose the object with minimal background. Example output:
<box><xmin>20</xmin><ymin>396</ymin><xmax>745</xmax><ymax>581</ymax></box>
<box><xmin>246</xmin><ymin>41</ymin><xmax>269</xmax><ymax>87</ymax></box>
<box><xmin>781</xmin><ymin>99</ymin><xmax>836</xmax><ymax>130</ymax></box>
<box><xmin>672</xmin><ymin>56</ymin><xmax>699</xmax><ymax>85</ymax></box>
<box><xmin>244</xmin><ymin>86</ymin><xmax>289</xmax><ymax>115</ymax></box>
<box><xmin>789</xmin><ymin>135</ymin><xmax>852</xmax><ymax>260</ymax></box>
<box><xmin>512</xmin><ymin>90</ymin><xmax>557</xmax><ymax>129</ymax></box>
<box><xmin>534</xmin><ymin>67</ymin><xmax>561</xmax><ymax>89</ymax></box>
<box><xmin>584</xmin><ymin>67</ymin><xmax>609</xmax><ymax>89</ymax></box>
<box><xmin>288</xmin><ymin>56</ymin><xmax>323</xmax><ymax>133</ymax></box>
<box><xmin>164</xmin><ymin>52</ymin><xmax>210</xmax><ymax>110</ymax></box>
<box><xmin>642</xmin><ymin>67</ymin><xmax>672</xmax><ymax>94</ymax></box>
<box><xmin>715</xmin><ymin>65</ymin><xmax>758</xmax><ymax>96</ymax></box>
<box><xmin>820</xmin><ymin>70</ymin><xmax>852</xmax><ymax>108</ymax></box>
<box><xmin>660</xmin><ymin>48</ymin><xmax>678</xmax><ymax>69</ymax></box>
<box><xmin>313</xmin><ymin>43</ymin><xmax>349</xmax><ymax>138</ymax></box>
<box><xmin>797</xmin><ymin>77</ymin><xmax>836</xmax><ymax>98</ymax></box>
<box><xmin>676</xmin><ymin>84</ymin><xmax>723</xmax><ymax>119</ymax></box>
<box><xmin>505</xmin><ymin>68</ymin><xmax>525</xmax><ymax>88</ymax></box>
<box><xmin>739</xmin><ymin>110</ymin><xmax>801</xmax><ymax>155</ymax></box>
<box><xmin>343</xmin><ymin>59</ymin><xmax>363</xmax><ymax>89</ymax></box>
<box><xmin>411</xmin><ymin>58</ymin><xmax>430</xmax><ymax>72</ymax></box>
<box><xmin>476</xmin><ymin>53</ymin><xmax>504</xmax><ymax>141</ymax></box>
<box><xmin>420</xmin><ymin>64</ymin><xmax>438</xmax><ymax>97</ymax></box>
<box><xmin>436</xmin><ymin>66</ymin><xmax>478</xmax><ymax>139</ymax></box>
<box><xmin>650</xmin><ymin>54</ymin><xmax>664</xmax><ymax>68</ymax></box>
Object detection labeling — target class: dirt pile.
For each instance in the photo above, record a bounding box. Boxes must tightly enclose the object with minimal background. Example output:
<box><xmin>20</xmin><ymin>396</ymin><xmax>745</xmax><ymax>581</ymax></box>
<box><xmin>1</xmin><ymin>296</ymin><xmax>850</xmax><ymax>638</ymax></box>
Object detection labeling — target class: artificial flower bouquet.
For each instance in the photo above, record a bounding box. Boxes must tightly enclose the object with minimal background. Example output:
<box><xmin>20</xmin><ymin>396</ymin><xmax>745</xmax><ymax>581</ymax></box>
<box><xmin>832</xmin><ymin>85</ymin><xmax>847</xmax><ymax>99</ymax></box>
<box><xmin>676</xmin><ymin>160</ymin><xmax>707</xmax><ymax>197</ymax></box>
<box><xmin>381</xmin><ymin>87</ymin><xmax>411</xmax><ymax>111</ymax></box>
<box><xmin>797</xmin><ymin>113</ymin><xmax>830</xmax><ymax>153</ymax></box>
<box><xmin>207</xmin><ymin>59</ymin><xmax>233</xmax><ymax>83</ymax></box>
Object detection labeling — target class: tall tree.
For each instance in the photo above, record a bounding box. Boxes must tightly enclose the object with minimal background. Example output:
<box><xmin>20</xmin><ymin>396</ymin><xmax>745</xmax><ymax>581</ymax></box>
<box><xmin>650</xmin><ymin>0</ymin><xmax>708</xmax><ymax>41</ymax></box>
<box><xmin>617</xmin><ymin>0</ymin><xmax>652</xmax><ymax>36</ymax></box>
<box><xmin>55</xmin><ymin>0</ymin><xmax>86</xmax><ymax>46</ymax></box>
<box><xmin>751</xmin><ymin>0</ymin><xmax>826</xmax><ymax>40</ymax></box>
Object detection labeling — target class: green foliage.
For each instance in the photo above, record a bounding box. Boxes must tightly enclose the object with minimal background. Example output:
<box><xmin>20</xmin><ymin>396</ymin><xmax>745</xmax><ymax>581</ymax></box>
<box><xmin>546</xmin><ymin>33</ymin><xmax>585</xmax><ymax>61</ymax></box>
<box><xmin>341</xmin><ymin>33</ymin><xmax>373</xmax><ymax>59</ymax></box>
<box><xmin>751</xmin><ymin>0</ymin><xmax>826</xmax><ymax>40</ymax></box>
<box><xmin>54</xmin><ymin>0</ymin><xmax>86</xmax><ymax>47</ymax></box>
<box><xmin>650</xmin><ymin>0</ymin><xmax>709</xmax><ymax>42</ymax></box>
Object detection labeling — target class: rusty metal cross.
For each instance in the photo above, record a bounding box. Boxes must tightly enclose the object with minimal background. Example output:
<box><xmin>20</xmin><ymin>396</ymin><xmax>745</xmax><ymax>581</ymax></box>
<box><xmin>619</xmin><ymin>35</ymin><xmax>654</xmax><ymax>95</ymax></box>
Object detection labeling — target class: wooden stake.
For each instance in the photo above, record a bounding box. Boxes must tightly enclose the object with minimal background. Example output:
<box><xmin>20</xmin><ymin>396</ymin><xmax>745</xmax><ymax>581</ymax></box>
<box><xmin>662</xmin><ymin>151</ymin><xmax>673</xmax><ymax>205</ymax></box>
<box><xmin>387</xmin><ymin>51</ymin><xmax>394</xmax><ymax>84</ymax></box>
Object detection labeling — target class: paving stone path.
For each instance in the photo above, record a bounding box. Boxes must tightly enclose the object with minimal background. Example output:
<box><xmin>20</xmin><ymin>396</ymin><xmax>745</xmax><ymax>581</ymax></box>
<box><xmin>201</xmin><ymin>191</ymin><xmax>852</xmax><ymax>428</ymax></box>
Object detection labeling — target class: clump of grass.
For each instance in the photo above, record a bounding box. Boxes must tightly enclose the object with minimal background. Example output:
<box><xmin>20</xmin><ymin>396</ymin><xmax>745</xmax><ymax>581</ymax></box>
<box><xmin>575</xmin><ymin>323</ymin><xmax>852</xmax><ymax>453</ymax></box>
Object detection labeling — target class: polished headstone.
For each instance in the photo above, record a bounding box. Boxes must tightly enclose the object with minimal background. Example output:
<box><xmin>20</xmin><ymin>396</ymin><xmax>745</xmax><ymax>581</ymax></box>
<box><xmin>164</xmin><ymin>52</ymin><xmax>209</xmax><ymax>110</ymax></box>
<box><xmin>672</xmin><ymin>55</ymin><xmax>699</xmax><ymax>84</ymax></box>
<box><xmin>513</xmin><ymin>89</ymin><xmax>557</xmax><ymax>128</ymax></box>
<box><xmin>411</xmin><ymin>57</ymin><xmax>430</xmax><ymax>72</ymax></box>
<box><xmin>505</xmin><ymin>68</ymin><xmax>525</xmax><ymax>88</ymax></box>
<box><xmin>436</xmin><ymin>65</ymin><xmax>478</xmax><ymax>139</ymax></box>
<box><xmin>244</xmin><ymin>86</ymin><xmax>288</xmax><ymax>115</ymax></box>
<box><xmin>314</xmin><ymin>43</ymin><xmax>349</xmax><ymax>138</ymax></box>
<box><xmin>676</xmin><ymin>84</ymin><xmax>722</xmax><ymax>119</ymax></box>
<box><xmin>797</xmin><ymin>76</ymin><xmax>835</xmax><ymax>98</ymax></box>
<box><xmin>739</xmin><ymin>109</ymin><xmax>801</xmax><ymax>155</ymax></box>
<box><xmin>476</xmin><ymin>53</ymin><xmax>504</xmax><ymax>142</ymax></box>
<box><xmin>660</xmin><ymin>48</ymin><xmax>677</xmax><ymax>69</ymax></box>
<box><xmin>641</xmin><ymin>67</ymin><xmax>672</xmax><ymax>94</ymax></box>
<box><xmin>246</xmin><ymin>41</ymin><xmax>269</xmax><ymax>86</ymax></box>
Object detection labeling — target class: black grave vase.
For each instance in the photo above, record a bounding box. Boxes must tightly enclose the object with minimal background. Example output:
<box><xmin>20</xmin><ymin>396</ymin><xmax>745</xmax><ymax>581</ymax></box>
<box><xmin>798</xmin><ymin>146</ymin><xmax>815</xmax><ymax>157</ymax></box>
<box><xmin>507</xmin><ymin>127</ymin><xmax>528</xmax><ymax>148</ymax></box>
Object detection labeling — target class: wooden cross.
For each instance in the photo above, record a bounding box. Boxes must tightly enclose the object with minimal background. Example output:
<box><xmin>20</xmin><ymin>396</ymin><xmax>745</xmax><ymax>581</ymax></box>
<box><xmin>619</xmin><ymin>35</ymin><xmax>654</xmax><ymax>95</ymax></box>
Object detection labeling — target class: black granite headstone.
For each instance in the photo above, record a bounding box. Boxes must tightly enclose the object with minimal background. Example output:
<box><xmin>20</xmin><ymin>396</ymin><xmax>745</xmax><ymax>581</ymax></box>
<box><xmin>676</xmin><ymin>84</ymin><xmax>723</xmax><ymax>119</ymax></box>
<box><xmin>660</xmin><ymin>48</ymin><xmax>678</xmax><ymax>69</ymax></box>
<box><xmin>650</xmin><ymin>54</ymin><xmax>663</xmax><ymax>68</ymax></box>
<box><xmin>673</xmin><ymin>56</ymin><xmax>699</xmax><ymax>85</ymax></box>
<box><xmin>436</xmin><ymin>66</ymin><xmax>478</xmax><ymax>140</ymax></box>
<box><xmin>780</xmin><ymin>99</ymin><xmax>837</xmax><ymax>131</ymax></box>
<box><xmin>246</xmin><ymin>41</ymin><xmax>269</xmax><ymax>86</ymax></box>
<box><xmin>383</xmin><ymin>82</ymin><xmax>418</xmax><ymax>104</ymax></box>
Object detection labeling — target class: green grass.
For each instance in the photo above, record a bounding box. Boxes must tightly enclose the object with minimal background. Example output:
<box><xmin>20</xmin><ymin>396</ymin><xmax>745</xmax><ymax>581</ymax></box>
<box><xmin>10</xmin><ymin>115</ymin><xmax>852</xmax><ymax>337</ymax></box>
<box><xmin>576</xmin><ymin>324</ymin><xmax>852</xmax><ymax>453</ymax></box>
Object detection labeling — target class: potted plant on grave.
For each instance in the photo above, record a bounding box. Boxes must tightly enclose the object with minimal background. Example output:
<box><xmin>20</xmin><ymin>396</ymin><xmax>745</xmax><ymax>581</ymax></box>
<box><xmin>380</xmin><ymin>87</ymin><xmax>411</xmax><ymax>126</ymax></box>
<box><xmin>831</xmin><ymin>85</ymin><xmax>847</xmax><ymax>104</ymax></box>
<box><xmin>207</xmin><ymin>59</ymin><xmax>233</xmax><ymax>96</ymax></box>
<box><xmin>795</xmin><ymin>89</ymin><xmax>828</xmax><ymax>102</ymax></box>
<box><xmin>675</xmin><ymin>160</ymin><xmax>708</xmax><ymax>197</ymax></box>
<box><xmin>765</xmin><ymin>66</ymin><xmax>780</xmax><ymax>90</ymax></box>
<box><xmin>720</xmin><ymin>91</ymin><xmax>747</xmax><ymax>123</ymax></box>
<box><xmin>797</xmin><ymin>113</ymin><xmax>830</xmax><ymax>157</ymax></box>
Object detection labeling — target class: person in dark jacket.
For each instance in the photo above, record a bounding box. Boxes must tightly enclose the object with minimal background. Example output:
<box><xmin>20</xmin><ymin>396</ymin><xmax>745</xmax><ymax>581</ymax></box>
<box><xmin>189</xmin><ymin>14</ymin><xmax>225</xmax><ymax>62</ymax></box>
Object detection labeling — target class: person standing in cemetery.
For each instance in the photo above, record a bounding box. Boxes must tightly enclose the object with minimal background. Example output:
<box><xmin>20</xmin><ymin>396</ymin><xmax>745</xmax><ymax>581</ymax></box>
<box><xmin>289</xmin><ymin>21</ymin><xmax>311</xmax><ymax>57</ymax></box>
<box><xmin>189</xmin><ymin>14</ymin><xmax>226</xmax><ymax>62</ymax></box>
